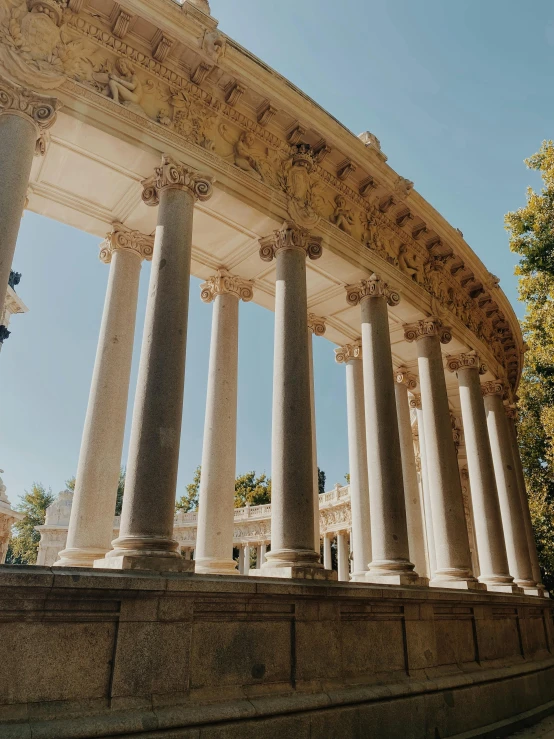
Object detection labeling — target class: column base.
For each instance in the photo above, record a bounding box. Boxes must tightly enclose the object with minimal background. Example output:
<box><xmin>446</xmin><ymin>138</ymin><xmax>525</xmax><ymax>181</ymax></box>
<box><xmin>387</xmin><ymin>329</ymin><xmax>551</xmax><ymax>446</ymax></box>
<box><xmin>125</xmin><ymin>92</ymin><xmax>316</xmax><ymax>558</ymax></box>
<box><xmin>366</xmin><ymin>559</ymin><xmax>421</xmax><ymax>586</ymax></box>
<box><xmin>365</xmin><ymin>572</ymin><xmax>428</xmax><ymax>587</ymax></box>
<box><xmin>485</xmin><ymin>583</ymin><xmax>524</xmax><ymax>594</ymax></box>
<box><xmin>53</xmin><ymin>546</ymin><xmax>108</xmax><ymax>568</ymax></box>
<box><xmin>94</xmin><ymin>554</ymin><xmax>194</xmax><ymax>573</ymax></box>
<box><xmin>522</xmin><ymin>586</ymin><xmax>550</xmax><ymax>597</ymax></box>
<box><xmin>194</xmin><ymin>558</ymin><xmax>237</xmax><ymax>576</ymax></box>
<box><xmin>430</xmin><ymin>577</ymin><xmax>486</xmax><ymax>591</ymax></box>
<box><xmin>250</xmin><ymin>565</ymin><xmax>337</xmax><ymax>581</ymax></box>
<box><xmin>350</xmin><ymin>571</ymin><xmax>370</xmax><ymax>582</ymax></box>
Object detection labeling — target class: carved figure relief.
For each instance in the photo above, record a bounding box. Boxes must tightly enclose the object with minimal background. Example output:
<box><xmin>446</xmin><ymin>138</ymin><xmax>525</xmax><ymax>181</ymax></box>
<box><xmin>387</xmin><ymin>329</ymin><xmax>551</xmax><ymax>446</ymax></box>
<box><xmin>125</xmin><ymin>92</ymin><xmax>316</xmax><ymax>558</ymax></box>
<box><xmin>331</xmin><ymin>194</ymin><xmax>355</xmax><ymax>235</ymax></box>
<box><xmin>398</xmin><ymin>244</ymin><xmax>425</xmax><ymax>283</ymax></box>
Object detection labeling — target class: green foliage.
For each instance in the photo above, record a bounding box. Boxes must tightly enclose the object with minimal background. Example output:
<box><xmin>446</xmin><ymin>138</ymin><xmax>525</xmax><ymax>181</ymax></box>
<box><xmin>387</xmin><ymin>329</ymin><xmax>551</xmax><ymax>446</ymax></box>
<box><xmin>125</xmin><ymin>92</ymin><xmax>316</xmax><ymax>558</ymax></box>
<box><xmin>234</xmin><ymin>471</ymin><xmax>271</xmax><ymax>507</ymax></box>
<box><xmin>318</xmin><ymin>467</ymin><xmax>326</xmax><ymax>496</ymax></box>
<box><xmin>344</xmin><ymin>473</ymin><xmax>350</xmax><ymax>484</ymax></box>
<box><xmin>5</xmin><ymin>483</ymin><xmax>54</xmax><ymax>564</ymax></box>
<box><xmin>175</xmin><ymin>465</ymin><xmax>201</xmax><ymax>512</ymax></box>
<box><xmin>66</xmin><ymin>468</ymin><xmax>126</xmax><ymax>516</ymax></box>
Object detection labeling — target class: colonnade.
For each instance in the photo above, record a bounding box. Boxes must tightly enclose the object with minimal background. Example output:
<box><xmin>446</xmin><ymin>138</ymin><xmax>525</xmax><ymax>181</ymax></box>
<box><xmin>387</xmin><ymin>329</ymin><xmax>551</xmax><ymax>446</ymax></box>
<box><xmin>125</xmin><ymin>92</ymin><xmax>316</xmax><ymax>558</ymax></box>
<box><xmin>0</xmin><ymin>83</ymin><xmax>543</xmax><ymax>595</ymax></box>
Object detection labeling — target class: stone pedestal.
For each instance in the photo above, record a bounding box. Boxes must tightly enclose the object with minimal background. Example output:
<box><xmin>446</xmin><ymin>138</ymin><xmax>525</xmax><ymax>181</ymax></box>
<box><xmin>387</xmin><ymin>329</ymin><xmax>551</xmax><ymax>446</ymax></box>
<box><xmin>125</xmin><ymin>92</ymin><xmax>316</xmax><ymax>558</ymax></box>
<box><xmin>347</xmin><ymin>276</ymin><xmax>419</xmax><ymax>586</ymax></box>
<box><xmin>404</xmin><ymin>319</ymin><xmax>482</xmax><ymax>590</ymax></box>
<box><xmin>96</xmin><ymin>155</ymin><xmax>213</xmax><ymax>573</ymax></box>
<box><xmin>447</xmin><ymin>355</ymin><xmax>519</xmax><ymax>593</ymax></box>
<box><xmin>55</xmin><ymin>227</ymin><xmax>151</xmax><ymax>567</ymax></box>
<box><xmin>195</xmin><ymin>271</ymin><xmax>253</xmax><ymax>575</ymax></box>
<box><xmin>335</xmin><ymin>342</ymin><xmax>371</xmax><ymax>581</ymax></box>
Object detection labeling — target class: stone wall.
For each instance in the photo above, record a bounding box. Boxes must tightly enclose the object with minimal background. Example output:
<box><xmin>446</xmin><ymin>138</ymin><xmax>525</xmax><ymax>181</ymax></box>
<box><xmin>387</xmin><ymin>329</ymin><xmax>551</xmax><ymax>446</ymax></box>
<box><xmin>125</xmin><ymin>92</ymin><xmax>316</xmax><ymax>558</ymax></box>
<box><xmin>1</xmin><ymin>567</ymin><xmax>554</xmax><ymax>738</ymax></box>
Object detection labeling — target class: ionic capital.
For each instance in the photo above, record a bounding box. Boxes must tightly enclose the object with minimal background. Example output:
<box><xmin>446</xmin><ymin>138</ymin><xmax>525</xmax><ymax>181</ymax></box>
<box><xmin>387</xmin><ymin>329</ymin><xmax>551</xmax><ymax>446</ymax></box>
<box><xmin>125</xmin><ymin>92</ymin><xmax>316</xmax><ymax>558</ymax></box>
<box><xmin>141</xmin><ymin>154</ymin><xmax>214</xmax><ymax>206</ymax></box>
<box><xmin>345</xmin><ymin>273</ymin><xmax>400</xmax><ymax>307</ymax></box>
<box><xmin>395</xmin><ymin>366</ymin><xmax>417</xmax><ymax>390</ymax></box>
<box><xmin>0</xmin><ymin>77</ymin><xmax>60</xmax><ymax>137</ymax></box>
<box><xmin>99</xmin><ymin>223</ymin><xmax>154</xmax><ymax>264</ymax></box>
<box><xmin>403</xmin><ymin>317</ymin><xmax>452</xmax><ymax>345</ymax></box>
<box><xmin>259</xmin><ymin>220</ymin><xmax>322</xmax><ymax>262</ymax></box>
<box><xmin>307</xmin><ymin>313</ymin><xmax>326</xmax><ymax>336</ymax></box>
<box><xmin>481</xmin><ymin>380</ymin><xmax>506</xmax><ymax>398</ymax></box>
<box><xmin>200</xmin><ymin>269</ymin><xmax>254</xmax><ymax>303</ymax></box>
<box><xmin>335</xmin><ymin>340</ymin><xmax>362</xmax><ymax>363</ymax></box>
<box><xmin>409</xmin><ymin>393</ymin><xmax>422</xmax><ymax>410</ymax></box>
<box><xmin>504</xmin><ymin>403</ymin><xmax>518</xmax><ymax>420</ymax></box>
<box><xmin>445</xmin><ymin>351</ymin><xmax>486</xmax><ymax>375</ymax></box>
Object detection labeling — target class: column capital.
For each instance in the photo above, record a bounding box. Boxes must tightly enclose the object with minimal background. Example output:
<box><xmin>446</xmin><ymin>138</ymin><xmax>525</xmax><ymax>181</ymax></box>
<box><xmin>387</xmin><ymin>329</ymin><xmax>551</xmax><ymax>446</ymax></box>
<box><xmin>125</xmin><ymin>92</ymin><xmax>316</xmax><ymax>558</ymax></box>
<box><xmin>259</xmin><ymin>220</ymin><xmax>323</xmax><ymax>262</ymax></box>
<box><xmin>395</xmin><ymin>366</ymin><xmax>417</xmax><ymax>390</ymax></box>
<box><xmin>141</xmin><ymin>154</ymin><xmax>214</xmax><ymax>206</ymax></box>
<box><xmin>481</xmin><ymin>379</ymin><xmax>506</xmax><ymax>398</ymax></box>
<box><xmin>409</xmin><ymin>392</ymin><xmax>422</xmax><ymax>410</ymax></box>
<box><xmin>335</xmin><ymin>340</ymin><xmax>362</xmax><ymax>363</ymax></box>
<box><xmin>0</xmin><ymin>77</ymin><xmax>60</xmax><ymax>136</ymax></box>
<box><xmin>99</xmin><ymin>223</ymin><xmax>154</xmax><ymax>264</ymax></box>
<box><xmin>504</xmin><ymin>403</ymin><xmax>518</xmax><ymax>420</ymax></box>
<box><xmin>200</xmin><ymin>269</ymin><xmax>254</xmax><ymax>303</ymax></box>
<box><xmin>307</xmin><ymin>313</ymin><xmax>326</xmax><ymax>336</ymax></box>
<box><xmin>403</xmin><ymin>317</ymin><xmax>452</xmax><ymax>345</ymax></box>
<box><xmin>445</xmin><ymin>351</ymin><xmax>486</xmax><ymax>374</ymax></box>
<box><xmin>345</xmin><ymin>273</ymin><xmax>400</xmax><ymax>307</ymax></box>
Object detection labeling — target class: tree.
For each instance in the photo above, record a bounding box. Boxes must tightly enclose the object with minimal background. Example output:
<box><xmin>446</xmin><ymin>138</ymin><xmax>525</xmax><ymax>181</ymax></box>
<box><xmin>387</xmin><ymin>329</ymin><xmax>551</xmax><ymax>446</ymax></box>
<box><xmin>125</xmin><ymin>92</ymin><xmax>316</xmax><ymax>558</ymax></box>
<box><xmin>234</xmin><ymin>471</ymin><xmax>271</xmax><ymax>507</ymax></box>
<box><xmin>506</xmin><ymin>145</ymin><xmax>554</xmax><ymax>590</ymax></box>
<box><xmin>66</xmin><ymin>468</ymin><xmax>126</xmax><ymax>516</ymax></box>
<box><xmin>176</xmin><ymin>465</ymin><xmax>201</xmax><ymax>512</ymax></box>
<box><xmin>5</xmin><ymin>483</ymin><xmax>54</xmax><ymax>564</ymax></box>
<box><xmin>318</xmin><ymin>467</ymin><xmax>326</xmax><ymax>496</ymax></box>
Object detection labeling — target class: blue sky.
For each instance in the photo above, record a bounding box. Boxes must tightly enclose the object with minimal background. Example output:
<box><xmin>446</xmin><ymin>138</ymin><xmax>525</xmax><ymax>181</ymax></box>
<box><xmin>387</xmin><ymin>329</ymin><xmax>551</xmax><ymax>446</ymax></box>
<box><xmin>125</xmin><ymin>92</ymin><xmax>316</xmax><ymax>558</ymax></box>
<box><xmin>2</xmin><ymin>0</ymin><xmax>553</xmax><ymax>505</ymax></box>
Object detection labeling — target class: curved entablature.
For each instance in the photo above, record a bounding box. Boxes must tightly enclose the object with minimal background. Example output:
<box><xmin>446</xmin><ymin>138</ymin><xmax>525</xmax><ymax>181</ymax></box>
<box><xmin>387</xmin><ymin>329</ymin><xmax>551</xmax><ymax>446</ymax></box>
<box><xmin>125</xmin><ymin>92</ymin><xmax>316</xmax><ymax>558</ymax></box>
<box><xmin>0</xmin><ymin>0</ymin><xmax>524</xmax><ymax>389</ymax></box>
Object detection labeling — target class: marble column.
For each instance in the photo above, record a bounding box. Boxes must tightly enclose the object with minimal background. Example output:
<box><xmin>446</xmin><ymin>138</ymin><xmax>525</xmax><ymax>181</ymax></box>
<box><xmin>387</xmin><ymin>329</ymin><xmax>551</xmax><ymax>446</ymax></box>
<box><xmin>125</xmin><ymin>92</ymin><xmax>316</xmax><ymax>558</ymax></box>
<box><xmin>337</xmin><ymin>531</ymin><xmax>350</xmax><ymax>582</ymax></box>
<box><xmin>238</xmin><ymin>546</ymin><xmax>245</xmax><ymax>575</ymax></box>
<box><xmin>323</xmin><ymin>533</ymin><xmax>333</xmax><ymax>570</ymax></box>
<box><xmin>308</xmin><ymin>313</ymin><xmax>326</xmax><ymax>555</ymax></box>
<box><xmin>446</xmin><ymin>354</ymin><xmax>518</xmax><ymax>592</ymax></box>
<box><xmin>260</xmin><ymin>543</ymin><xmax>267</xmax><ymax>565</ymax></box>
<box><xmin>335</xmin><ymin>341</ymin><xmax>371</xmax><ymax>581</ymax></box>
<box><xmin>505</xmin><ymin>406</ymin><xmax>546</xmax><ymax>595</ymax></box>
<box><xmin>482</xmin><ymin>381</ymin><xmax>537</xmax><ymax>591</ymax></box>
<box><xmin>55</xmin><ymin>225</ymin><xmax>153</xmax><ymax>567</ymax></box>
<box><xmin>404</xmin><ymin>318</ymin><xmax>480</xmax><ymax>589</ymax></box>
<box><xmin>410</xmin><ymin>395</ymin><xmax>436</xmax><ymax>579</ymax></box>
<box><xmin>243</xmin><ymin>545</ymin><xmax>251</xmax><ymax>576</ymax></box>
<box><xmin>258</xmin><ymin>222</ymin><xmax>333</xmax><ymax>578</ymax></box>
<box><xmin>346</xmin><ymin>275</ymin><xmax>419</xmax><ymax>585</ymax></box>
<box><xmin>195</xmin><ymin>270</ymin><xmax>253</xmax><ymax>575</ymax></box>
<box><xmin>0</xmin><ymin>78</ymin><xmax>58</xmax><ymax>316</ymax></box>
<box><xmin>97</xmin><ymin>155</ymin><xmax>213</xmax><ymax>572</ymax></box>
<box><xmin>394</xmin><ymin>368</ymin><xmax>429</xmax><ymax>581</ymax></box>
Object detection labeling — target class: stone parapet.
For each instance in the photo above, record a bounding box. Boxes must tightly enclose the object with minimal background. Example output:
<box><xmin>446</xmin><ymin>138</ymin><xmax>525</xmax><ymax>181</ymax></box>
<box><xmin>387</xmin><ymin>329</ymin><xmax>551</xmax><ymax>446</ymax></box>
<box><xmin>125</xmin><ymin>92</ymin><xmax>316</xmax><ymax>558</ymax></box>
<box><xmin>0</xmin><ymin>567</ymin><xmax>553</xmax><ymax>738</ymax></box>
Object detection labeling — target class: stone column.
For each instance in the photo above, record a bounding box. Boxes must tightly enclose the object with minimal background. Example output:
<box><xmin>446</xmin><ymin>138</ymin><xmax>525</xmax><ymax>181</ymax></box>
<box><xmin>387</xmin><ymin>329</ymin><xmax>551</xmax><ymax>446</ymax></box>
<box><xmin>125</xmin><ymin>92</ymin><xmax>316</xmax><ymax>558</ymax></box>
<box><xmin>0</xmin><ymin>78</ymin><xmax>59</xmax><ymax>314</ymax></box>
<box><xmin>238</xmin><ymin>546</ymin><xmax>245</xmax><ymax>575</ymax></box>
<box><xmin>393</xmin><ymin>368</ymin><xmax>429</xmax><ymax>581</ymax></box>
<box><xmin>323</xmin><ymin>533</ymin><xmax>333</xmax><ymax>570</ymax></box>
<box><xmin>482</xmin><ymin>381</ymin><xmax>537</xmax><ymax>591</ymax></box>
<box><xmin>505</xmin><ymin>406</ymin><xmax>546</xmax><ymax>595</ymax></box>
<box><xmin>308</xmin><ymin>313</ymin><xmax>325</xmax><ymax>555</ymax></box>
<box><xmin>194</xmin><ymin>270</ymin><xmax>253</xmax><ymax>575</ymax></box>
<box><xmin>346</xmin><ymin>275</ymin><xmax>419</xmax><ymax>585</ymax></box>
<box><xmin>258</xmin><ymin>222</ymin><xmax>333</xmax><ymax>579</ymax></box>
<box><xmin>410</xmin><ymin>395</ymin><xmax>436</xmax><ymax>578</ymax></box>
<box><xmin>337</xmin><ymin>531</ymin><xmax>350</xmax><ymax>582</ymax></box>
<box><xmin>404</xmin><ymin>318</ymin><xmax>480</xmax><ymax>589</ymax></box>
<box><xmin>335</xmin><ymin>341</ymin><xmax>371</xmax><ymax>581</ymax></box>
<box><xmin>55</xmin><ymin>225</ymin><xmax>153</xmax><ymax>567</ymax></box>
<box><xmin>97</xmin><ymin>155</ymin><xmax>213</xmax><ymax>571</ymax></box>
<box><xmin>243</xmin><ymin>545</ymin><xmax>251</xmax><ymax>576</ymax></box>
<box><xmin>446</xmin><ymin>354</ymin><xmax>518</xmax><ymax>592</ymax></box>
<box><xmin>260</xmin><ymin>543</ymin><xmax>267</xmax><ymax>565</ymax></box>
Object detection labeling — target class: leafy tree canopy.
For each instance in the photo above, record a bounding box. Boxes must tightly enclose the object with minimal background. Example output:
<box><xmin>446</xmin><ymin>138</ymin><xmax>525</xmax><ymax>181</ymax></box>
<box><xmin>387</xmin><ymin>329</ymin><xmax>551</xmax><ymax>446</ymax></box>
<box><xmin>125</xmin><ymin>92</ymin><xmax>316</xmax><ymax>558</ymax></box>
<box><xmin>318</xmin><ymin>467</ymin><xmax>326</xmax><ymax>496</ymax></box>
<box><xmin>5</xmin><ymin>483</ymin><xmax>54</xmax><ymax>564</ymax></box>
<box><xmin>175</xmin><ymin>465</ymin><xmax>202</xmax><ymax>513</ymax></box>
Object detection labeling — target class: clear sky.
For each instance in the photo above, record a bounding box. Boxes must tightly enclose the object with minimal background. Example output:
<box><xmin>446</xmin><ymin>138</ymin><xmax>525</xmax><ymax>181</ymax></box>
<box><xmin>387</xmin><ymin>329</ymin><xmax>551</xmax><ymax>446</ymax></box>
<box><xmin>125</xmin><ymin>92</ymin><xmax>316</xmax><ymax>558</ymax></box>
<box><xmin>2</xmin><ymin>0</ymin><xmax>554</xmax><ymax>506</ymax></box>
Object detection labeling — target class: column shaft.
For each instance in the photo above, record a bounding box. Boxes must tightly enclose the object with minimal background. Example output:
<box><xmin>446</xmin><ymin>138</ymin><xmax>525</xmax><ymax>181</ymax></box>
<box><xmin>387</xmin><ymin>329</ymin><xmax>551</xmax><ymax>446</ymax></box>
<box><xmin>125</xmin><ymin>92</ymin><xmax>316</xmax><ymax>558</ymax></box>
<box><xmin>484</xmin><ymin>390</ymin><xmax>535</xmax><ymax>589</ymax></box>
<box><xmin>337</xmin><ymin>532</ymin><xmax>349</xmax><ymax>582</ymax></box>
<box><xmin>308</xmin><ymin>330</ymin><xmax>320</xmax><ymax>552</ymax></box>
<box><xmin>196</xmin><ymin>291</ymin><xmax>240</xmax><ymax>574</ymax></box>
<box><xmin>394</xmin><ymin>379</ymin><xmax>429</xmax><ymax>580</ymax></box>
<box><xmin>243</xmin><ymin>545</ymin><xmax>250</xmax><ymax>576</ymax></box>
<box><xmin>454</xmin><ymin>362</ymin><xmax>515</xmax><ymax>591</ymax></box>
<box><xmin>414</xmin><ymin>402</ymin><xmax>436</xmax><ymax>578</ymax></box>
<box><xmin>323</xmin><ymin>533</ymin><xmax>332</xmax><ymax>570</ymax></box>
<box><xmin>238</xmin><ymin>546</ymin><xmax>244</xmax><ymax>575</ymax></box>
<box><xmin>56</xmin><ymin>247</ymin><xmax>142</xmax><ymax>566</ymax></box>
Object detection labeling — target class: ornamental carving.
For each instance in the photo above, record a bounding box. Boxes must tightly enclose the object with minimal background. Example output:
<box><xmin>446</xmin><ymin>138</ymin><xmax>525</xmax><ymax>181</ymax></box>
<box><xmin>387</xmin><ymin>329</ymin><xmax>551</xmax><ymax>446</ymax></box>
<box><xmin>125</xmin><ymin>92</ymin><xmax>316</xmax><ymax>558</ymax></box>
<box><xmin>409</xmin><ymin>393</ymin><xmax>422</xmax><ymax>410</ymax></box>
<box><xmin>445</xmin><ymin>351</ymin><xmax>486</xmax><ymax>375</ymax></box>
<box><xmin>335</xmin><ymin>341</ymin><xmax>362</xmax><ymax>364</ymax></box>
<box><xmin>481</xmin><ymin>380</ymin><xmax>505</xmax><ymax>398</ymax></box>
<box><xmin>199</xmin><ymin>269</ymin><xmax>254</xmax><ymax>303</ymax></box>
<box><xmin>0</xmin><ymin>75</ymin><xmax>59</xmax><ymax>132</ymax></box>
<box><xmin>307</xmin><ymin>313</ymin><xmax>326</xmax><ymax>336</ymax></box>
<box><xmin>403</xmin><ymin>318</ymin><xmax>452</xmax><ymax>345</ymax></box>
<box><xmin>259</xmin><ymin>221</ymin><xmax>323</xmax><ymax>262</ymax></box>
<box><xmin>141</xmin><ymin>154</ymin><xmax>214</xmax><ymax>205</ymax></box>
<box><xmin>345</xmin><ymin>274</ymin><xmax>400</xmax><ymax>307</ymax></box>
<box><xmin>504</xmin><ymin>403</ymin><xmax>518</xmax><ymax>420</ymax></box>
<box><xmin>395</xmin><ymin>366</ymin><xmax>417</xmax><ymax>390</ymax></box>
<box><xmin>98</xmin><ymin>223</ymin><xmax>154</xmax><ymax>264</ymax></box>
